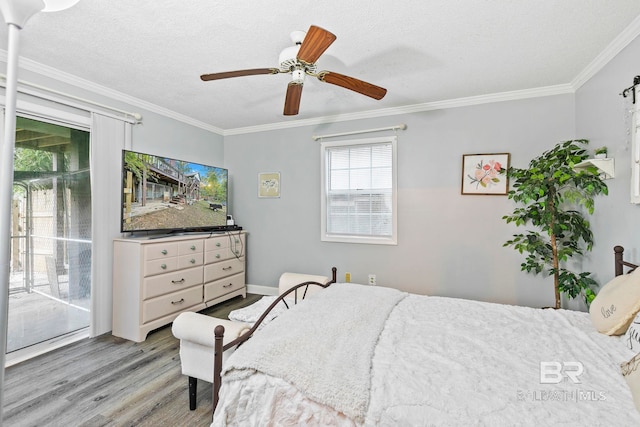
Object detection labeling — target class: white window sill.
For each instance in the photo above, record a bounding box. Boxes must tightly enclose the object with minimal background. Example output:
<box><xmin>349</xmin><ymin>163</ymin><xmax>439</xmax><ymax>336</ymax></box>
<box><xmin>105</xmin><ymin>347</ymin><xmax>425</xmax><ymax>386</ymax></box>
<box><xmin>321</xmin><ymin>234</ymin><xmax>397</xmax><ymax>245</ymax></box>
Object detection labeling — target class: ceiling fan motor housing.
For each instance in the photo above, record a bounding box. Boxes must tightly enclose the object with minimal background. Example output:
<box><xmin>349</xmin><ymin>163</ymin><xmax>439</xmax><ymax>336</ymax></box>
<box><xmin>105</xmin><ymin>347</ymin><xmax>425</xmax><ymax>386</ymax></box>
<box><xmin>279</xmin><ymin>29</ymin><xmax>318</xmax><ymax>75</ymax></box>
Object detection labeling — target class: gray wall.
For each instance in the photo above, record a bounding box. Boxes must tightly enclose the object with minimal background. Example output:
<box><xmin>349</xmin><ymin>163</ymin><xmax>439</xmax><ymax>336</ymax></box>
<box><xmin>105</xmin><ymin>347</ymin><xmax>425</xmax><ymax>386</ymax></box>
<box><xmin>15</xmin><ymin>30</ymin><xmax>640</xmax><ymax>312</ymax></box>
<box><xmin>130</xmin><ymin>112</ymin><xmax>224</xmax><ymax>165</ymax></box>
<box><xmin>226</xmin><ymin>33</ymin><xmax>640</xmax><ymax>310</ymax></box>
<box><xmin>225</xmin><ymin>94</ymin><xmax>579</xmax><ymax>308</ymax></box>
<box><xmin>575</xmin><ymin>34</ymin><xmax>640</xmax><ymax>289</ymax></box>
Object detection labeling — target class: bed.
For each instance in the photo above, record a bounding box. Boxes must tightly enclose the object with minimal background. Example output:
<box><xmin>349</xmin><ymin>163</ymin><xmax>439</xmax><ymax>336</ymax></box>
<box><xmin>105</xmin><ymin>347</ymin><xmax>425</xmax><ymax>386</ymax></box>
<box><xmin>209</xmin><ymin>247</ymin><xmax>640</xmax><ymax>426</ymax></box>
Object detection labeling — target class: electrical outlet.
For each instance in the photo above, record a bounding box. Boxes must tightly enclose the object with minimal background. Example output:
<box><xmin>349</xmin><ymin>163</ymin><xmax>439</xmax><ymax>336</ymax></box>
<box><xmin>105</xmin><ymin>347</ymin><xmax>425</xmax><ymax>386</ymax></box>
<box><xmin>368</xmin><ymin>274</ymin><xmax>376</xmax><ymax>286</ymax></box>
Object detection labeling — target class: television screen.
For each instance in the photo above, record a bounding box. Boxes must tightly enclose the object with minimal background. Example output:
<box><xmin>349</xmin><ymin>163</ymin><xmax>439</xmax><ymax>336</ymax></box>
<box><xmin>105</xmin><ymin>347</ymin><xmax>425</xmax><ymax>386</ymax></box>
<box><xmin>121</xmin><ymin>149</ymin><xmax>228</xmax><ymax>234</ymax></box>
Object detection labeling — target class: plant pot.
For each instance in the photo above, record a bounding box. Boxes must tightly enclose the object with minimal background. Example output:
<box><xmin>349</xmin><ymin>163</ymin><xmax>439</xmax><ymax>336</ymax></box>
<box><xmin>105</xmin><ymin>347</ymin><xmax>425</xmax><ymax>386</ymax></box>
<box><xmin>595</xmin><ymin>153</ymin><xmax>607</xmax><ymax>159</ymax></box>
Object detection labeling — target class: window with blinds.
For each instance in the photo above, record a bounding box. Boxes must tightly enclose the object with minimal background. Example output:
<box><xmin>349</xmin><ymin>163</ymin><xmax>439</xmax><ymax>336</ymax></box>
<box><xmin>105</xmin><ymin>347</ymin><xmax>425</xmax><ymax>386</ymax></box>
<box><xmin>320</xmin><ymin>136</ymin><xmax>397</xmax><ymax>245</ymax></box>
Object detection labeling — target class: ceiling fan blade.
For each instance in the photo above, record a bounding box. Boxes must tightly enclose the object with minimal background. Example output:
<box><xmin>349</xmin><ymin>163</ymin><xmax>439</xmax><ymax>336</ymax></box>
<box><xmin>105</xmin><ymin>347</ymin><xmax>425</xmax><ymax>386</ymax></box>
<box><xmin>317</xmin><ymin>71</ymin><xmax>387</xmax><ymax>100</ymax></box>
<box><xmin>284</xmin><ymin>82</ymin><xmax>303</xmax><ymax>115</ymax></box>
<box><xmin>297</xmin><ymin>25</ymin><xmax>337</xmax><ymax>65</ymax></box>
<box><xmin>200</xmin><ymin>68</ymin><xmax>280</xmax><ymax>81</ymax></box>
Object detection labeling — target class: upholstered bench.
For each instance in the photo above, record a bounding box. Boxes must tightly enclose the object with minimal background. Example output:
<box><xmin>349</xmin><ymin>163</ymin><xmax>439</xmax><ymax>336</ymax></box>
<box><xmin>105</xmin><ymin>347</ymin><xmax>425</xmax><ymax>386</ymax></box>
<box><xmin>171</xmin><ymin>313</ymin><xmax>250</xmax><ymax>410</ymax></box>
<box><xmin>172</xmin><ymin>272</ymin><xmax>331</xmax><ymax>410</ymax></box>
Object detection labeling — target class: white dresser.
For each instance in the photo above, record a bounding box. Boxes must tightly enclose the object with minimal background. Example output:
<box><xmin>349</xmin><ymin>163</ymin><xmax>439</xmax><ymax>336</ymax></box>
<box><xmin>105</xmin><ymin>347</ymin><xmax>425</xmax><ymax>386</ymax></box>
<box><xmin>112</xmin><ymin>232</ymin><xmax>246</xmax><ymax>342</ymax></box>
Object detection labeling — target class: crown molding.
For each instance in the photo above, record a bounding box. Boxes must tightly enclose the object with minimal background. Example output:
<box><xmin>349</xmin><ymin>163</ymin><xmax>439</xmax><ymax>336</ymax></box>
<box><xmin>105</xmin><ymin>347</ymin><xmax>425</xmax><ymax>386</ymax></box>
<box><xmin>571</xmin><ymin>14</ymin><xmax>640</xmax><ymax>90</ymax></box>
<box><xmin>0</xmin><ymin>50</ymin><xmax>225</xmax><ymax>135</ymax></box>
<box><xmin>223</xmin><ymin>84</ymin><xmax>574</xmax><ymax>136</ymax></box>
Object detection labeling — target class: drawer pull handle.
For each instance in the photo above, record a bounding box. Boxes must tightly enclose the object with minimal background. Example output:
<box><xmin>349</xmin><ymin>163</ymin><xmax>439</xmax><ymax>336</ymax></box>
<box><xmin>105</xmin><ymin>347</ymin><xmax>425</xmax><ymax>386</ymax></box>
<box><xmin>234</xmin><ymin>239</ymin><xmax>239</xmax><ymax>243</ymax></box>
<box><xmin>190</xmin><ymin>245</ymin><xmax>196</xmax><ymax>251</ymax></box>
<box><xmin>161</xmin><ymin>264</ymin><xmax>167</xmax><ymax>270</ymax></box>
<box><xmin>190</xmin><ymin>258</ymin><xmax>196</xmax><ymax>264</ymax></box>
<box><xmin>161</xmin><ymin>249</ymin><xmax>168</xmax><ymax>255</ymax></box>
<box><xmin>215</xmin><ymin>254</ymin><xmax>221</xmax><ymax>259</ymax></box>
<box><xmin>223</xmin><ymin>266</ymin><xmax>233</xmax><ymax>271</ymax></box>
<box><xmin>223</xmin><ymin>283</ymin><xmax>233</xmax><ymax>288</ymax></box>
<box><xmin>171</xmin><ymin>298</ymin><xmax>185</xmax><ymax>305</ymax></box>
<box><xmin>171</xmin><ymin>278</ymin><xmax>185</xmax><ymax>284</ymax></box>
<box><xmin>216</xmin><ymin>242</ymin><xmax>221</xmax><ymax>247</ymax></box>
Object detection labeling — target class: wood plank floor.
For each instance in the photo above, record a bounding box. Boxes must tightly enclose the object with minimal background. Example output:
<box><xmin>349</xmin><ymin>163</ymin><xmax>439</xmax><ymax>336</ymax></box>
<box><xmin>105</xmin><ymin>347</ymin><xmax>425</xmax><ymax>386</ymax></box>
<box><xmin>2</xmin><ymin>294</ymin><xmax>263</xmax><ymax>427</ymax></box>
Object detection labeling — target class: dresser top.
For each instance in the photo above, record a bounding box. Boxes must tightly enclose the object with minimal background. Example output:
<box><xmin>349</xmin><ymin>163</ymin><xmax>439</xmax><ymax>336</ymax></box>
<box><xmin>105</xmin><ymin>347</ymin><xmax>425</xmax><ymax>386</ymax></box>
<box><xmin>114</xmin><ymin>231</ymin><xmax>246</xmax><ymax>244</ymax></box>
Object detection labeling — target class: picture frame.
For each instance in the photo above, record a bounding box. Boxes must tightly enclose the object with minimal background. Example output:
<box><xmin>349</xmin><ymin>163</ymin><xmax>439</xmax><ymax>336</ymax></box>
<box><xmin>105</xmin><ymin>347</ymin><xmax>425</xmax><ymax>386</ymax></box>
<box><xmin>461</xmin><ymin>153</ymin><xmax>510</xmax><ymax>195</ymax></box>
<box><xmin>258</xmin><ymin>172</ymin><xmax>281</xmax><ymax>198</ymax></box>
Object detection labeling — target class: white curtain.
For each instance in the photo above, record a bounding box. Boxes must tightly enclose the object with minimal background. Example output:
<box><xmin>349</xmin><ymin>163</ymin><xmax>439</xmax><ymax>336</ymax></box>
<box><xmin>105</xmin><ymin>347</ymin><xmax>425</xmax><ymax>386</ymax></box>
<box><xmin>90</xmin><ymin>113</ymin><xmax>131</xmax><ymax>336</ymax></box>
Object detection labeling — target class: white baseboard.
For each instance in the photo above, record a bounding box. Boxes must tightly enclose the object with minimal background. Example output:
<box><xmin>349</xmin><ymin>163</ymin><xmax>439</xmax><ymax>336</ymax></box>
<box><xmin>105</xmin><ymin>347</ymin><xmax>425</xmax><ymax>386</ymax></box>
<box><xmin>246</xmin><ymin>284</ymin><xmax>278</xmax><ymax>296</ymax></box>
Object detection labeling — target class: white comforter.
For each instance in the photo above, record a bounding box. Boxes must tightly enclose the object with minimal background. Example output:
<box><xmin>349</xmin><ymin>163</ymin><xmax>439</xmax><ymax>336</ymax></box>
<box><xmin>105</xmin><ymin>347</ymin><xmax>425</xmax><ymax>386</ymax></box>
<box><xmin>212</xmin><ymin>284</ymin><xmax>640</xmax><ymax>426</ymax></box>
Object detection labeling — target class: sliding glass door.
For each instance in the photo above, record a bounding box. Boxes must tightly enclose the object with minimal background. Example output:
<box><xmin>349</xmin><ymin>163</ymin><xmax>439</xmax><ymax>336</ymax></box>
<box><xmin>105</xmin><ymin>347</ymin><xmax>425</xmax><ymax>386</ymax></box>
<box><xmin>8</xmin><ymin>116</ymin><xmax>91</xmax><ymax>353</ymax></box>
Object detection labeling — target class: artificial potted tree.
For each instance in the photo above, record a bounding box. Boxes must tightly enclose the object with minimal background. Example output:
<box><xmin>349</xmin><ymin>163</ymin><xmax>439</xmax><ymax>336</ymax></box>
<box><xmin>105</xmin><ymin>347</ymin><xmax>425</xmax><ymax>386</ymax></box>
<box><xmin>503</xmin><ymin>139</ymin><xmax>608</xmax><ymax>308</ymax></box>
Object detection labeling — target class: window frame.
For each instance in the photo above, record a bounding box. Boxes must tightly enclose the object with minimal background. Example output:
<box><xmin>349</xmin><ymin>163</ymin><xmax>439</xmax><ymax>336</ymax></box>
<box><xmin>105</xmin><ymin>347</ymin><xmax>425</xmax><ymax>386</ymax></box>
<box><xmin>320</xmin><ymin>136</ymin><xmax>398</xmax><ymax>245</ymax></box>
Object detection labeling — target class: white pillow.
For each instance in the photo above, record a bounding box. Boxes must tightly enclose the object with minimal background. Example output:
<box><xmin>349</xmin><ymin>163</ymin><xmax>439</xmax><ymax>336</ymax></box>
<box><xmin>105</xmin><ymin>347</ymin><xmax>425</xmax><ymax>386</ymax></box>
<box><xmin>621</xmin><ymin>353</ymin><xmax>640</xmax><ymax>412</ymax></box>
<box><xmin>626</xmin><ymin>312</ymin><xmax>640</xmax><ymax>351</ymax></box>
<box><xmin>589</xmin><ymin>268</ymin><xmax>640</xmax><ymax>335</ymax></box>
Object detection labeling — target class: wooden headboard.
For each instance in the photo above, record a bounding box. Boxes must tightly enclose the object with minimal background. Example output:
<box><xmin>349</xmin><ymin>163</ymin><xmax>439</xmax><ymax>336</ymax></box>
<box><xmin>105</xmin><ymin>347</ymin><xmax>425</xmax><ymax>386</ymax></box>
<box><xmin>615</xmin><ymin>246</ymin><xmax>638</xmax><ymax>276</ymax></box>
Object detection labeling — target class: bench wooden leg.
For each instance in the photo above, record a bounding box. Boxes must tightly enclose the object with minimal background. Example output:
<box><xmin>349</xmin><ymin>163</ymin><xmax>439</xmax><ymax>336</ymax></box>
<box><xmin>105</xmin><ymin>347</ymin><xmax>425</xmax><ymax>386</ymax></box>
<box><xmin>189</xmin><ymin>376</ymin><xmax>197</xmax><ymax>410</ymax></box>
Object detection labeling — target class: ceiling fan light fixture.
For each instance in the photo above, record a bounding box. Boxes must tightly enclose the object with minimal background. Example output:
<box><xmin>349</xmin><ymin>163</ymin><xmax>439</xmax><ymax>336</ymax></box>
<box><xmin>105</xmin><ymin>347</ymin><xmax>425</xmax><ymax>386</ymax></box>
<box><xmin>291</xmin><ymin>68</ymin><xmax>305</xmax><ymax>84</ymax></box>
<box><xmin>290</xmin><ymin>30</ymin><xmax>306</xmax><ymax>45</ymax></box>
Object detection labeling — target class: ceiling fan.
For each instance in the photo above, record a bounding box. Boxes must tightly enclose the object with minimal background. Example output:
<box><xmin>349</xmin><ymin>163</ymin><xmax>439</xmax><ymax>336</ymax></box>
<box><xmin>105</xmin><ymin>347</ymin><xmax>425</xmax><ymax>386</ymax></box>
<box><xmin>200</xmin><ymin>25</ymin><xmax>387</xmax><ymax>116</ymax></box>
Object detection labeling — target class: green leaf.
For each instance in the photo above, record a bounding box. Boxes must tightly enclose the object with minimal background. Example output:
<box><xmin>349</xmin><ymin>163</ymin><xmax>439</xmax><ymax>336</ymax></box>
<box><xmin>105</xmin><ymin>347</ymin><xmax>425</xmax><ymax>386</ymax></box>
<box><xmin>503</xmin><ymin>139</ymin><xmax>607</xmax><ymax>305</ymax></box>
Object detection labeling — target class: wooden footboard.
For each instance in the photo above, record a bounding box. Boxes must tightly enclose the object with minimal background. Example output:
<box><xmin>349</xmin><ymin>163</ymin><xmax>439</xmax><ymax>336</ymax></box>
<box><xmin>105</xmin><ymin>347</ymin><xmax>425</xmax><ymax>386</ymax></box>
<box><xmin>212</xmin><ymin>267</ymin><xmax>337</xmax><ymax>415</ymax></box>
<box><xmin>615</xmin><ymin>245</ymin><xmax>638</xmax><ymax>276</ymax></box>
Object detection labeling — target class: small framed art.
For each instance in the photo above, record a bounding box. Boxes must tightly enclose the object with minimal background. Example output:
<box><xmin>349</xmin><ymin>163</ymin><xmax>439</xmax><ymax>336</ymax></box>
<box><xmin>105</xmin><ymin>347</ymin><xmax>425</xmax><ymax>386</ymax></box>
<box><xmin>461</xmin><ymin>153</ymin><xmax>510</xmax><ymax>195</ymax></box>
<box><xmin>258</xmin><ymin>172</ymin><xmax>281</xmax><ymax>198</ymax></box>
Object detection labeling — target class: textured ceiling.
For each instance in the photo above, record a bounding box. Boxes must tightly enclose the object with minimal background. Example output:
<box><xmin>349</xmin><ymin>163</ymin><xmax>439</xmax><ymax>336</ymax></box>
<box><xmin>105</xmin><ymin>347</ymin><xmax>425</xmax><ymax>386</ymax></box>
<box><xmin>1</xmin><ymin>0</ymin><xmax>640</xmax><ymax>132</ymax></box>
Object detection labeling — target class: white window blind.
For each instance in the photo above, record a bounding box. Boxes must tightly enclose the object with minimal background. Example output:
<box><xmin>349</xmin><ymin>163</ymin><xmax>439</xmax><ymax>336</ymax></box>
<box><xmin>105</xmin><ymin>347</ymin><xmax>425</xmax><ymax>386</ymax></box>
<box><xmin>321</xmin><ymin>136</ymin><xmax>397</xmax><ymax>245</ymax></box>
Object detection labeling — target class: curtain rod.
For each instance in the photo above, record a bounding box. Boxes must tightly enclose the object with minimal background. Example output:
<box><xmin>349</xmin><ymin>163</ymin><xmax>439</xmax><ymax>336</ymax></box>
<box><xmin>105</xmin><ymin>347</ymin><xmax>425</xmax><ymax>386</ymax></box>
<box><xmin>312</xmin><ymin>124</ymin><xmax>407</xmax><ymax>141</ymax></box>
<box><xmin>621</xmin><ymin>75</ymin><xmax>640</xmax><ymax>104</ymax></box>
<box><xmin>0</xmin><ymin>74</ymin><xmax>142</xmax><ymax>124</ymax></box>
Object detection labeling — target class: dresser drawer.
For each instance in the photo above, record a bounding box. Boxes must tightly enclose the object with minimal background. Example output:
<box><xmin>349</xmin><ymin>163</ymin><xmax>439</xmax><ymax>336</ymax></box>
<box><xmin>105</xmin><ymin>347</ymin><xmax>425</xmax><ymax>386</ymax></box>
<box><xmin>205</xmin><ymin>236</ymin><xmax>229</xmax><ymax>251</ymax></box>
<box><xmin>142</xmin><ymin>286</ymin><xmax>203</xmax><ymax>324</ymax></box>
<box><xmin>204</xmin><ymin>272</ymin><xmax>245</xmax><ymax>301</ymax></box>
<box><xmin>204</xmin><ymin>257</ymin><xmax>245</xmax><ymax>282</ymax></box>
<box><xmin>204</xmin><ymin>234</ymin><xmax>245</xmax><ymax>252</ymax></box>
<box><xmin>178</xmin><ymin>252</ymin><xmax>203</xmax><ymax>269</ymax></box>
<box><xmin>204</xmin><ymin>248</ymin><xmax>240</xmax><ymax>264</ymax></box>
<box><xmin>144</xmin><ymin>242</ymin><xmax>178</xmax><ymax>261</ymax></box>
<box><xmin>204</xmin><ymin>248</ymin><xmax>226</xmax><ymax>264</ymax></box>
<box><xmin>229</xmin><ymin>243</ymin><xmax>244</xmax><ymax>258</ymax></box>
<box><xmin>144</xmin><ymin>257</ymin><xmax>178</xmax><ymax>277</ymax></box>
<box><xmin>142</xmin><ymin>266</ymin><xmax>203</xmax><ymax>300</ymax></box>
<box><xmin>178</xmin><ymin>240</ymin><xmax>203</xmax><ymax>255</ymax></box>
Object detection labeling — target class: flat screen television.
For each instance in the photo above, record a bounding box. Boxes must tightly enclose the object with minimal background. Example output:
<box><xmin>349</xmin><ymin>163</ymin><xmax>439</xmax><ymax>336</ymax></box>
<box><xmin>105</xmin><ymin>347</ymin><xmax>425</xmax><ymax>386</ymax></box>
<box><xmin>120</xmin><ymin>149</ymin><xmax>229</xmax><ymax>235</ymax></box>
